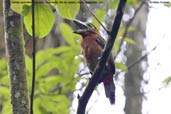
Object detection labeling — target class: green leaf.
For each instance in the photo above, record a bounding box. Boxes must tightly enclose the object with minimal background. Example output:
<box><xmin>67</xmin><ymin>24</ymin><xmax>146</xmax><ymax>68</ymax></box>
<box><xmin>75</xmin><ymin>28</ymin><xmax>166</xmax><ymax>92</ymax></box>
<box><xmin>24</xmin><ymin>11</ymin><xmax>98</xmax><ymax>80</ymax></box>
<box><xmin>36</xmin><ymin>62</ymin><xmax>57</xmax><ymax>78</ymax></box>
<box><xmin>35</xmin><ymin>95</ymin><xmax>69</xmax><ymax>114</ymax></box>
<box><xmin>92</xmin><ymin>9</ymin><xmax>105</xmax><ymax>29</ymax></box>
<box><xmin>11</xmin><ymin>0</ymin><xmax>31</xmax><ymax>14</ymax></box>
<box><xmin>114</xmin><ymin>36</ymin><xmax>121</xmax><ymax>54</ymax></box>
<box><xmin>24</xmin><ymin>4</ymin><xmax>55</xmax><ymax>38</ymax></box>
<box><xmin>60</xmin><ymin>23</ymin><xmax>78</xmax><ymax>48</ymax></box>
<box><xmin>162</xmin><ymin>76</ymin><xmax>171</xmax><ymax>85</ymax></box>
<box><xmin>36</xmin><ymin>46</ymin><xmax>72</xmax><ymax>67</ymax></box>
<box><xmin>128</xmin><ymin>26</ymin><xmax>136</xmax><ymax>32</ymax></box>
<box><xmin>1</xmin><ymin>76</ymin><xmax>9</xmax><ymax>86</ymax></box>
<box><xmin>0</xmin><ymin>86</ymin><xmax>9</xmax><ymax>98</ymax></box>
<box><xmin>124</xmin><ymin>37</ymin><xmax>135</xmax><ymax>44</ymax></box>
<box><xmin>2</xmin><ymin>100</ymin><xmax>12</xmax><ymax>114</ymax></box>
<box><xmin>49</xmin><ymin>0</ymin><xmax>80</xmax><ymax>19</ymax></box>
<box><xmin>46</xmin><ymin>46</ymin><xmax>72</xmax><ymax>55</ymax></box>
<box><xmin>110</xmin><ymin>0</ymin><xmax>119</xmax><ymax>8</ymax></box>
<box><xmin>39</xmin><ymin>75</ymin><xmax>61</xmax><ymax>93</ymax></box>
<box><xmin>0</xmin><ymin>59</ymin><xmax>7</xmax><ymax>76</ymax></box>
<box><xmin>165</xmin><ymin>2</ymin><xmax>171</xmax><ymax>7</ymax></box>
<box><xmin>25</xmin><ymin>55</ymin><xmax>32</xmax><ymax>74</ymax></box>
<box><xmin>34</xmin><ymin>98</ymin><xmax>44</xmax><ymax>114</ymax></box>
<box><xmin>22</xmin><ymin>5</ymin><xmax>30</xmax><ymax>16</ymax></box>
<box><xmin>115</xmin><ymin>62</ymin><xmax>127</xmax><ymax>71</ymax></box>
<box><xmin>114</xmin><ymin>28</ymin><xmax>126</xmax><ymax>53</ymax></box>
<box><xmin>127</xmin><ymin>0</ymin><xmax>139</xmax><ymax>5</ymax></box>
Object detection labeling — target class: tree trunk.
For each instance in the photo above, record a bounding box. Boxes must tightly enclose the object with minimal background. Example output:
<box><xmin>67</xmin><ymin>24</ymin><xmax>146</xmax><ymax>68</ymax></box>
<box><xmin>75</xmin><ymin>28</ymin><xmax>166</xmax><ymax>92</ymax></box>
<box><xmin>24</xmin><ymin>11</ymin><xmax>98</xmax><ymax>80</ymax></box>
<box><xmin>3</xmin><ymin>1</ymin><xmax>29</xmax><ymax>114</ymax></box>
<box><xmin>124</xmin><ymin>4</ymin><xmax>148</xmax><ymax>114</ymax></box>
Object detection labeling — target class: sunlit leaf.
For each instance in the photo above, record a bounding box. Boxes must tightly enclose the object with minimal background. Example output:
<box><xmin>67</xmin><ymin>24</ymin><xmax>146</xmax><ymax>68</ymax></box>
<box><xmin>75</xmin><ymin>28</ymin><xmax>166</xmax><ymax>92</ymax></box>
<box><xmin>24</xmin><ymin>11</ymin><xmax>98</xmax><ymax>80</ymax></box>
<box><xmin>92</xmin><ymin>9</ymin><xmax>105</xmax><ymax>29</ymax></box>
<box><xmin>22</xmin><ymin>5</ymin><xmax>30</xmax><ymax>16</ymax></box>
<box><xmin>2</xmin><ymin>100</ymin><xmax>11</xmax><ymax>114</ymax></box>
<box><xmin>24</xmin><ymin>4</ymin><xmax>55</xmax><ymax>38</ymax></box>
<box><xmin>115</xmin><ymin>62</ymin><xmax>127</xmax><ymax>71</ymax></box>
<box><xmin>47</xmin><ymin>46</ymin><xmax>72</xmax><ymax>55</ymax></box>
<box><xmin>165</xmin><ymin>2</ymin><xmax>171</xmax><ymax>7</ymax></box>
<box><xmin>0</xmin><ymin>86</ymin><xmax>9</xmax><ymax>98</ymax></box>
<box><xmin>113</xmin><ymin>26</ymin><xmax>136</xmax><ymax>53</ymax></box>
<box><xmin>36</xmin><ymin>62</ymin><xmax>57</xmax><ymax>78</ymax></box>
<box><xmin>25</xmin><ymin>55</ymin><xmax>32</xmax><ymax>74</ymax></box>
<box><xmin>39</xmin><ymin>75</ymin><xmax>61</xmax><ymax>92</ymax></box>
<box><xmin>11</xmin><ymin>0</ymin><xmax>31</xmax><ymax>14</ymax></box>
<box><xmin>128</xmin><ymin>26</ymin><xmax>136</xmax><ymax>32</ymax></box>
<box><xmin>124</xmin><ymin>37</ymin><xmax>135</xmax><ymax>44</ymax></box>
<box><xmin>110</xmin><ymin>0</ymin><xmax>119</xmax><ymax>8</ymax></box>
<box><xmin>114</xmin><ymin>36</ymin><xmax>121</xmax><ymax>54</ymax></box>
<box><xmin>1</xmin><ymin>76</ymin><xmax>9</xmax><ymax>86</ymax></box>
<box><xmin>162</xmin><ymin>76</ymin><xmax>171</xmax><ymax>85</ymax></box>
<box><xmin>0</xmin><ymin>59</ymin><xmax>7</xmax><ymax>76</ymax></box>
<box><xmin>50</xmin><ymin>0</ymin><xmax>80</xmax><ymax>19</ymax></box>
<box><xmin>36</xmin><ymin>46</ymin><xmax>72</xmax><ymax>69</ymax></box>
<box><xmin>127</xmin><ymin>0</ymin><xmax>139</xmax><ymax>5</ymax></box>
<box><xmin>35</xmin><ymin>95</ymin><xmax>69</xmax><ymax>114</ymax></box>
<box><xmin>34</xmin><ymin>98</ymin><xmax>44</xmax><ymax>114</ymax></box>
<box><xmin>60</xmin><ymin>23</ymin><xmax>79</xmax><ymax>48</ymax></box>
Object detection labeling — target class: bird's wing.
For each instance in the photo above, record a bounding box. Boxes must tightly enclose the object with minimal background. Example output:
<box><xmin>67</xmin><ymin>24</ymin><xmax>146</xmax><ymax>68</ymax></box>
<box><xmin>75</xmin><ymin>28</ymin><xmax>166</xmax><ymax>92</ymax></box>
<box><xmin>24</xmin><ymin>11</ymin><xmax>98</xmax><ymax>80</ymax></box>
<box><xmin>95</xmin><ymin>36</ymin><xmax>106</xmax><ymax>49</ymax></box>
<box><xmin>96</xmin><ymin>36</ymin><xmax>115</xmax><ymax>74</ymax></box>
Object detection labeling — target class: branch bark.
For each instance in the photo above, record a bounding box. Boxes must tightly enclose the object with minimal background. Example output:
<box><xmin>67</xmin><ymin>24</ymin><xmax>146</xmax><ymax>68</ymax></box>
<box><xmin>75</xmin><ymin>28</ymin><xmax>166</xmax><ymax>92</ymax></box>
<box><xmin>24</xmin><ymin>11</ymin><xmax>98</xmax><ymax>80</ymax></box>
<box><xmin>3</xmin><ymin>0</ymin><xmax>29</xmax><ymax>114</ymax></box>
<box><xmin>76</xmin><ymin>0</ymin><xmax>127</xmax><ymax>114</ymax></box>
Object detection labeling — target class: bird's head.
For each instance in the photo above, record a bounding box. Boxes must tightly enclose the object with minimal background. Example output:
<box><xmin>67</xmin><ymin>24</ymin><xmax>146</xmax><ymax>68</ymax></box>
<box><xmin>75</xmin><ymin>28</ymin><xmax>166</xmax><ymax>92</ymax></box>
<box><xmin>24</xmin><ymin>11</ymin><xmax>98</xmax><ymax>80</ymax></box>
<box><xmin>73</xmin><ymin>19</ymin><xmax>99</xmax><ymax>37</ymax></box>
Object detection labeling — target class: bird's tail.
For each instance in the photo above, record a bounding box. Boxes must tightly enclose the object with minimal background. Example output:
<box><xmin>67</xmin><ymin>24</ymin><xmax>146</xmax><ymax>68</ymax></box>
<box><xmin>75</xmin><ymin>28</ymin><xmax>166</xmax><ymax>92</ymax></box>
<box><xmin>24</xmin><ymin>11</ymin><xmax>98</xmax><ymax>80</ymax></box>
<box><xmin>103</xmin><ymin>74</ymin><xmax>115</xmax><ymax>105</ymax></box>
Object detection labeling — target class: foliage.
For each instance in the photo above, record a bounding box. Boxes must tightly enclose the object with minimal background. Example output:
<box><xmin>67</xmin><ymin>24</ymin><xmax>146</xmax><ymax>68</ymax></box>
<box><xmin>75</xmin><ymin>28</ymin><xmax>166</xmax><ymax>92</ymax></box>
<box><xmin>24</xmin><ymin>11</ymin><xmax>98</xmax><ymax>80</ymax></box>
<box><xmin>49</xmin><ymin>0</ymin><xmax>80</xmax><ymax>19</ymax></box>
<box><xmin>163</xmin><ymin>76</ymin><xmax>171</xmax><ymax>85</ymax></box>
<box><xmin>92</xmin><ymin>9</ymin><xmax>106</xmax><ymax>29</ymax></box>
<box><xmin>0</xmin><ymin>22</ymin><xmax>80</xmax><ymax>114</ymax></box>
<box><xmin>11</xmin><ymin>0</ymin><xmax>31</xmax><ymax>14</ymax></box>
<box><xmin>11</xmin><ymin>0</ymin><xmax>80</xmax><ymax>38</ymax></box>
<box><xmin>23</xmin><ymin>4</ymin><xmax>55</xmax><ymax>38</ymax></box>
<box><xmin>127</xmin><ymin>0</ymin><xmax>139</xmax><ymax>6</ymax></box>
<box><xmin>0</xmin><ymin>59</ymin><xmax>11</xmax><ymax>113</ymax></box>
<box><xmin>115</xmin><ymin>62</ymin><xmax>128</xmax><ymax>72</ymax></box>
<box><xmin>164</xmin><ymin>2</ymin><xmax>171</xmax><ymax>7</ymax></box>
<box><xmin>25</xmin><ymin>23</ymin><xmax>80</xmax><ymax>113</ymax></box>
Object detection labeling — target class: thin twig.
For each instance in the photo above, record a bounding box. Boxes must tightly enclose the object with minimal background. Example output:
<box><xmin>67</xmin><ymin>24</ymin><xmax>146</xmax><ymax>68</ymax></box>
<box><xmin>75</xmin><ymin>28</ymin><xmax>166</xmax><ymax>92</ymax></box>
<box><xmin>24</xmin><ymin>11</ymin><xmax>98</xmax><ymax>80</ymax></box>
<box><xmin>114</xmin><ymin>0</ymin><xmax>146</xmax><ymax>59</ymax></box>
<box><xmin>127</xmin><ymin>45</ymin><xmax>156</xmax><ymax>70</ymax></box>
<box><xmin>76</xmin><ymin>0</ymin><xmax>127</xmax><ymax>114</ymax></box>
<box><xmin>30</xmin><ymin>0</ymin><xmax>36</xmax><ymax>114</ymax></box>
<box><xmin>82</xmin><ymin>0</ymin><xmax>109</xmax><ymax>33</ymax></box>
<box><xmin>116</xmin><ymin>37</ymin><xmax>162</xmax><ymax>76</ymax></box>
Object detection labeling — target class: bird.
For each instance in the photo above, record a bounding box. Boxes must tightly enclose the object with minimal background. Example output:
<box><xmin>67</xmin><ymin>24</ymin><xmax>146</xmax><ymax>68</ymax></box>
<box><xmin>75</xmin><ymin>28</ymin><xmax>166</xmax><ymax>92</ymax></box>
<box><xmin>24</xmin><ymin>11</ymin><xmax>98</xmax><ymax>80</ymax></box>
<box><xmin>73</xmin><ymin>20</ymin><xmax>116</xmax><ymax>104</ymax></box>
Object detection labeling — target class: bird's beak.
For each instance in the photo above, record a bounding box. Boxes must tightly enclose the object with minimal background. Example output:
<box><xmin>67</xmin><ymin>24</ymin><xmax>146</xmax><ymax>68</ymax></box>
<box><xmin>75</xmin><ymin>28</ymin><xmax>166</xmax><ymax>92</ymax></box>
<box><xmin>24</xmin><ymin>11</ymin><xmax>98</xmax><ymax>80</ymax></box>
<box><xmin>72</xmin><ymin>19</ymin><xmax>89</xmax><ymax>34</ymax></box>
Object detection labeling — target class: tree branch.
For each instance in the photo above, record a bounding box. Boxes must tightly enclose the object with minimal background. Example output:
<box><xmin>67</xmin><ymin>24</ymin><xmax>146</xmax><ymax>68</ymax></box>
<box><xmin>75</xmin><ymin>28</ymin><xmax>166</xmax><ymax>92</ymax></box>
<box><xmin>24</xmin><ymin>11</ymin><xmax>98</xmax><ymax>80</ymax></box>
<box><xmin>3</xmin><ymin>0</ymin><xmax>29</xmax><ymax>113</ymax></box>
<box><xmin>76</xmin><ymin>0</ymin><xmax>127</xmax><ymax>114</ymax></box>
